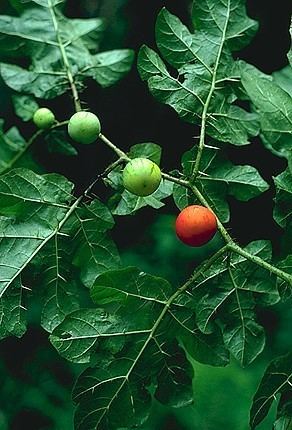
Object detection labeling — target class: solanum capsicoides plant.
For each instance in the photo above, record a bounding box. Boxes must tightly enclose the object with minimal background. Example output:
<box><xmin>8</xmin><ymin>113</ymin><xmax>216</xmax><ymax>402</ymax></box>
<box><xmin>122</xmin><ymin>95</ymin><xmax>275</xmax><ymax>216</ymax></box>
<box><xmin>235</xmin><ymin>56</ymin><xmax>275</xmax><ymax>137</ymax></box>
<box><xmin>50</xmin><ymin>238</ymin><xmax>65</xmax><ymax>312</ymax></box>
<box><xmin>0</xmin><ymin>0</ymin><xmax>291</xmax><ymax>429</ymax></box>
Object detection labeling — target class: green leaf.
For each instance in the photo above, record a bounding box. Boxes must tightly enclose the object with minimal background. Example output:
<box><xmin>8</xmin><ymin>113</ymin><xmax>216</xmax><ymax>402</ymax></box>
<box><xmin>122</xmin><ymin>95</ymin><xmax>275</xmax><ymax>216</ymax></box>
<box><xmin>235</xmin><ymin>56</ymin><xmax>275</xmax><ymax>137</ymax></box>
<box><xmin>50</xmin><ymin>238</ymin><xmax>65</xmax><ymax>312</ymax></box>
<box><xmin>46</xmin><ymin>129</ymin><xmax>78</xmax><ymax>156</ymax></box>
<box><xmin>240</xmin><ymin>62</ymin><xmax>292</xmax><ymax>159</ymax></box>
<box><xmin>0</xmin><ymin>63</ymin><xmax>68</xmax><ymax>100</ymax></box>
<box><xmin>191</xmin><ymin>0</ymin><xmax>258</xmax><ymax>51</ymax></box>
<box><xmin>91</xmin><ymin>266</ymin><xmax>173</xmax><ymax>306</ymax></box>
<box><xmin>277</xmin><ymin>256</ymin><xmax>292</xmax><ymax>302</ymax></box>
<box><xmin>138</xmin><ymin>6</ymin><xmax>259</xmax><ymax>146</ymax></box>
<box><xmin>250</xmin><ymin>353</ymin><xmax>292</xmax><ymax>429</ymax></box>
<box><xmin>172</xmin><ymin>306</ymin><xmax>230</xmax><ymax>367</ymax></box>
<box><xmin>108</xmin><ymin>173</ymin><xmax>174</xmax><ymax>216</ymax></box>
<box><xmin>72</xmin><ymin>200</ymin><xmax>121</xmax><ymax>288</ymax></box>
<box><xmin>138</xmin><ymin>45</ymin><xmax>169</xmax><ymax>81</ymax></box>
<box><xmin>35</xmin><ymin>233</ymin><xmax>80</xmax><ymax>333</ymax></box>
<box><xmin>173</xmin><ymin>145</ymin><xmax>268</xmax><ymax>223</ymax></box>
<box><xmin>155</xmin><ymin>8</ymin><xmax>208</xmax><ymax>69</ymax></box>
<box><xmin>72</xmin><ymin>339</ymin><xmax>193</xmax><ymax>430</ymax></box>
<box><xmin>0</xmin><ymin>7</ymin><xmax>132</xmax><ymax>99</ymax></box>
<box><xmin>50</xmin><ymin>308</ymin><xmax>133</xmax><ymax>363</ymax></box>
<box><xmin>0</xmin><ymin>168</ymin><xmax>73</xmax><ymax>218</ymax></box>
<box><xmin>274</xmin><ymin>417</ymin><xmax>292</xmax><ymax>430</ymax></box>
<box><xmin>191</xmin><ymin>241</ymin><xmax>278</xmax><ymax>365</ymax></box>
<box><xmin>0</xmin><ymin>119</ymin><xmax>26</xmax><ymax>174</ymax></box>
<box><xmin>81</xmin><ymin>49</ymin><xmax>135</xmax><ymax>88</ymax></box>
<box><xmin>153</xmin><ymin>341</ymin><xmax>194</xmax><ymax>408</ymax></box>
<box><xmin>274</xmin><ymin>168</ymin><xmax>292</xmax><ymax>228</ymax></box>
<box><xmin>273</xmin><ymin>65</ymin><xmax>292</xmax><ymax>97</ymax></box>
<box><xmin>0</xmin><ymin>277</ymin><xmax>26</xmax><ymax>340</ymax></box>
<box><xmin>0</xmin><ymin>168</ymin><xmax>74</xmax><ymax>338</ymax></box>
<box><xmin>12</xmin><ymin>94</ymin><xmax>39</xmax><ymax>122</ymax></box>
<box><xmin>73</xmin><ymin>352</ymin><xmax>152</xmax><ymax>430</ymax></box>
<box><xmin>288</xmin><ymin>25</ymin><xmax>292</xmax><ymax>68</ymax></box>
<box><xmin>128</xmin><ymin>142</ymin><xmax>162</xmax><ymax>165</ymax></box>
<box><xmin>31</xmin><ymin>0</ymin><xmax>64</xmax><ymax>7</ymax></box>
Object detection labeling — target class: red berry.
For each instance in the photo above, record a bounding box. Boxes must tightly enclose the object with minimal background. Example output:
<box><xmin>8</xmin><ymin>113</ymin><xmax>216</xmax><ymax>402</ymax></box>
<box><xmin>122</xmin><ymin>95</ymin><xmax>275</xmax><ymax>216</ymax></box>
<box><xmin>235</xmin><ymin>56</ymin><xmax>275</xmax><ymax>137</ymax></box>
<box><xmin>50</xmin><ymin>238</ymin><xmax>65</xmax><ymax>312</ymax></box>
<box><xmin>175</xmin><ymin>205</ymin><xmax>217</xmax><ymax>247</ymax></box>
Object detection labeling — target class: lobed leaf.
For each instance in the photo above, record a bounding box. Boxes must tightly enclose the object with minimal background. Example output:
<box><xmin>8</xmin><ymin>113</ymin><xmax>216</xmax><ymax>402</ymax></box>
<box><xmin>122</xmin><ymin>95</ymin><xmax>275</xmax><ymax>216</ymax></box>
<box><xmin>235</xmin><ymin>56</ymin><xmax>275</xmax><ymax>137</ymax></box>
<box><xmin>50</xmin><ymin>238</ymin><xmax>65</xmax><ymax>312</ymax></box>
<box><xmin>138</xmin><ymin>5</ymin><xmax>259</xmax><ymax>147</ymax></box>
<box><xmin>274</xmin><ymin>168</ymin><xmax>292</xmax><ymax>228</ymax></box>
<box><xmin>0</xmin><ymin>168</ymin><xmax>74</xmax><ymax>338</ymax></box>
<box><xmin>190</xmin><ymin>241</ymin><xmax>279</xmax><ymax>365</ymax></box>
<box><xmin>128</xmin><ymin>142</ymin><xmax>162</xmax><ymax>165</ymax></box>
<box><xmin>0</xmin><ymin>5</ymin><xmax>133</xmax><ymax>100</ymax></box>
<box><xmin>173</xmin><ymin>145</ymin><xmax>269</xmax><ymax>222</ymax></box>
<box><xmin>240</xmin><ymin>62</ymin><xmax>292</xmax><ymax>159</ymax></box>
<box><xmin>250</xmin><ymin>353</ymin><xmax>292</xmax><ymax>429</ymax></box>
<box><xmin>71</xmin><ymin>200</ymin><xmax>121</xmax><ymax>288</ymax></box>
<box><xmin>81</xmin><ymin>49</ymin><xmax>135</xmax><ymax>88</ymax></box>
<box><xmin>12</xmin><ymin>94</ymin><xmax>39</xmax><ymax>122</ymax></box>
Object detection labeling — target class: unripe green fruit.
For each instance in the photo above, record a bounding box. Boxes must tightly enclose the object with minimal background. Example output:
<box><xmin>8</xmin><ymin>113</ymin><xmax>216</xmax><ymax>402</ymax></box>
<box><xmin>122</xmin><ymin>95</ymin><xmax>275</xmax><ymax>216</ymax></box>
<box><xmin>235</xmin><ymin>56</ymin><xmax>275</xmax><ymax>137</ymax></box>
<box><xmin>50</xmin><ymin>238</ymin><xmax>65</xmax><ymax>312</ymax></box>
<box><xmin>33</xmin><ymin>108</ymin><xmax>55</xmax><ymax>129</ymax></box>
<box><xmin>122</xmin><ymin>158</ymin><xmax>162</xmax><ymax>197</ymax></box>
<box><xmin>68</xmin><ymin>111</ymin><xmax>101</xmax><ymax>144</ymax></box>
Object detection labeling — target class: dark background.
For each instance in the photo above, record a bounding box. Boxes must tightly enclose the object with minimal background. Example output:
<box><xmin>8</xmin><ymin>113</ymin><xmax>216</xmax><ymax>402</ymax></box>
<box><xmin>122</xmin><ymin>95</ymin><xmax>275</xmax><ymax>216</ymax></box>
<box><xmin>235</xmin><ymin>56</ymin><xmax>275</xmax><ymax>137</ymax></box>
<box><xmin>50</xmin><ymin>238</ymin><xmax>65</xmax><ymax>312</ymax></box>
<box><xmin>0</xmin><ymin>1</ymin><xmax>291</xmax><ymax>429</ymax></box>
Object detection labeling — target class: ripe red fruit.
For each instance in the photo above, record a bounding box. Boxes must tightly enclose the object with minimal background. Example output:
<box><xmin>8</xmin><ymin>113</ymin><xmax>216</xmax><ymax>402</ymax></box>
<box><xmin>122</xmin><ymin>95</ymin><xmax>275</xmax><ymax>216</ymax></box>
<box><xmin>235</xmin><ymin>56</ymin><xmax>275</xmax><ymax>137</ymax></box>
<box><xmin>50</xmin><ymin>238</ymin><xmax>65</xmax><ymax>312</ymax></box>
<box><xmin>175</xmin><ymin>205</ymin><xmax>217</xmax><ymax>247</ymax></box>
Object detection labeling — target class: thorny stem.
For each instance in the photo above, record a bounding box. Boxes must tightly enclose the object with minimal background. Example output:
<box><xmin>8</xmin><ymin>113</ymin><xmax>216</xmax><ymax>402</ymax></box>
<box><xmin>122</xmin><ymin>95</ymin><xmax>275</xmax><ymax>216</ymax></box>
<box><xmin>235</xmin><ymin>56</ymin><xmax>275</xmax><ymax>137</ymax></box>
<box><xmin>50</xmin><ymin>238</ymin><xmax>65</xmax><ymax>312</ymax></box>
<box><xmin>48</xmin><ymin>0</ymin><xmax>81</xmax><ymax>112</ymax></box>
<box><xmin>97</xmin><ymin>133</ymin><xmax>292</xmax><ymax>286</ymax></box>
<box><xmin>99</xmin><ymin>133</ymin><xmax>129</xmax><ymax>160</ymax></box>
<box><xmin>191</xmin><ymin>1</ymin><xmax>231</xmax><ymax>181</ymax></box>
<box><xmin>93</xmin><ymin>243</ymin><xmax>229</xmax><ymax>424</ymax></box>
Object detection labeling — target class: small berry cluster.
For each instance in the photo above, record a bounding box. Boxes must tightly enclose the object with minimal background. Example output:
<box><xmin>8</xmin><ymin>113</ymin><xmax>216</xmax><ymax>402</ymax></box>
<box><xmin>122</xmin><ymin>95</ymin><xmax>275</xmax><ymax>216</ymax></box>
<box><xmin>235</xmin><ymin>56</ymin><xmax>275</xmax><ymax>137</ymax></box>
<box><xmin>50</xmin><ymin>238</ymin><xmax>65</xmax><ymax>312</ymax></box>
<box><xmin>33</xmin><ymin>108</ymin><xmax>217</xmax><ymax>247</ymax></box>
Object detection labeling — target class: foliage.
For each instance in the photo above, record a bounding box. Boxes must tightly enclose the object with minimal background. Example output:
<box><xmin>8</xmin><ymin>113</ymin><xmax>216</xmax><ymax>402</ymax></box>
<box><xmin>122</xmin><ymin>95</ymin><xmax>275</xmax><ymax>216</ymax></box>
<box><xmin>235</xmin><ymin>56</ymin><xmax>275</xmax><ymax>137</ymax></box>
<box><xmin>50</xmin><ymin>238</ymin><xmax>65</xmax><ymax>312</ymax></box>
<box><xmin>0</xmin><ymin>0</ymin><xmax>291</xmax><ymax>429</ymax></box>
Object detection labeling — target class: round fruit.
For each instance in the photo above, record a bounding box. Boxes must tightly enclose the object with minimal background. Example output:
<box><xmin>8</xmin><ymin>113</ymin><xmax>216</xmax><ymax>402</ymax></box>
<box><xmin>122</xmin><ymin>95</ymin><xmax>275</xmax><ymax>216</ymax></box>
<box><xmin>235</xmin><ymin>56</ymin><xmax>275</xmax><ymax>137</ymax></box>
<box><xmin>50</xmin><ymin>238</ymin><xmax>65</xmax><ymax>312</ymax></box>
<box><xmin>33</xmin><ymin>107</ymin><xmax>55</xmax><ymax>129</ymax></box>
<box><xmin>175</xmin><ymin>205</ymin><xmax>217</xmax><ymax>247</ymax></box>
<box><xmin>68</xmin><ymin>111</ymin><xmax>101</xmax><ymax>144</ymax></box>
<box><xmin>122</xmin><ymin>158</ymin><xmax>162</xmax><ymax>197</ymax></box>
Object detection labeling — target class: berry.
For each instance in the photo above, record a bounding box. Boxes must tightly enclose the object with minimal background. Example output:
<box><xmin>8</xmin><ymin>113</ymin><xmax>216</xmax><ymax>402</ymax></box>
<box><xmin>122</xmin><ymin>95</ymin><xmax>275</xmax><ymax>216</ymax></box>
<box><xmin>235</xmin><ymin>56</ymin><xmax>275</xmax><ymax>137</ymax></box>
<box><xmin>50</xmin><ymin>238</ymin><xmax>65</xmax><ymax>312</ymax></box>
<box><xmin>122</xmin><ymin>158</ymin><xmax>162</xmax><ymax>197</ymax></box>
<box><xmin>33</xmin><ymin>107</ymin><xmax>55</xmax><ymax>129</ymax></box>
<box><xmin>175</xmin><ymin>205</ymin><xmax>217</xmax><ymax>247</ymax></box>
<box><xmin>68</xmin><ymin>111</ymin><xmax>101</xmax><ymax>144</ymax></box>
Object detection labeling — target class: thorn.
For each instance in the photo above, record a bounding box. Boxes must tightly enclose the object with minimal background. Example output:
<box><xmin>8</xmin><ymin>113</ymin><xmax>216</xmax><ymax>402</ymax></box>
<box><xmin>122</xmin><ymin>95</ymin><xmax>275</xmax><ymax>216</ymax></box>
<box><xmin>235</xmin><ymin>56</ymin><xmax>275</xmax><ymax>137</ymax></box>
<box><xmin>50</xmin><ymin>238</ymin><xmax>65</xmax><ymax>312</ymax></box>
<box><xmin>57</xmin><ymin>232</ymin><xmax>70</xmax><ymax>237</ymax></box>
<box><xmin>19</xmin><ymin>305</ymin><xmax>27</xmax><ymax>311</ymax></box>
<box><xmin>205</xmin><ymin>144</ymin><xmax>219</xmax><ymax>150</ymax></box>
<box><xmin>58</xmin><ymin>274</ymin><xmax>67</xmax><ymax>283</ymax></box>
<box><xmin>22</xmin><ymin>286</ymin><xmax>32</xmax><ymax>291</ymax></box>
<box><xmin>198</xmin><ymin>171</ymin><xmax>210</xmax><ymax>177</ymax></box>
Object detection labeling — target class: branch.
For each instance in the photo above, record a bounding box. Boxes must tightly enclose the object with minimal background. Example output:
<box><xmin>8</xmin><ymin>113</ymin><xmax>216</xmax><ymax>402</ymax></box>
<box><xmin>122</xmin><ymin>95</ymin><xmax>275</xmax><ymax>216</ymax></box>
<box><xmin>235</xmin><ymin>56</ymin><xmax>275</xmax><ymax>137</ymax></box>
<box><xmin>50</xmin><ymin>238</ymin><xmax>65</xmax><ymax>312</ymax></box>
<box><xmin>191</xmin><ymin>2</ymin><xmax>231</xmax><ymax>181</ymax></box>
<box><xmin>228</xmin><ymin>243</ymin><xmax>292</xmax><ymax>286</ymax></box>
<box><xmin>95</xmin><ymin>135</ymin><xmax>292</xmax><ymax>287</ymax></box>
<box><xmin>48</xmin><ymin>0</ymin><xmax>81</xmax><ymax>112</ymax></box>
<box><xmin>99</xmin><ymin>133</ymin><xmax>129</xmax><ymax>160</ymax></box>
<box><xmin>93</xmin><ymin>243</ymin><xmax>229</xmax><ymax>423</ymax></box>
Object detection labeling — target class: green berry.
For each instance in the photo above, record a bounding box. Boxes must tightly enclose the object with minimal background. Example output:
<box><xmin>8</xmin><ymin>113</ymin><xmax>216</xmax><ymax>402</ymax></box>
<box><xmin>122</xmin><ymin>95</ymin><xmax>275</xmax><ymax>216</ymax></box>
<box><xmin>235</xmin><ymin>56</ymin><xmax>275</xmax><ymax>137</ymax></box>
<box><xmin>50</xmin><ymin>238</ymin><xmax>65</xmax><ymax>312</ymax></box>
<box><xmin>68</xmin><ymin>111</ymin><xmax>101</xmax><ymax>144</ymax></box>
<box><xmin>33</xmin><ymin>108</ymin><xmax>55</xmax><ymax>129</ymax></box>
<box><xmin>122</xmin><ymin>158</ymin><xmax>162</xmax><ymax>197</ymax></box>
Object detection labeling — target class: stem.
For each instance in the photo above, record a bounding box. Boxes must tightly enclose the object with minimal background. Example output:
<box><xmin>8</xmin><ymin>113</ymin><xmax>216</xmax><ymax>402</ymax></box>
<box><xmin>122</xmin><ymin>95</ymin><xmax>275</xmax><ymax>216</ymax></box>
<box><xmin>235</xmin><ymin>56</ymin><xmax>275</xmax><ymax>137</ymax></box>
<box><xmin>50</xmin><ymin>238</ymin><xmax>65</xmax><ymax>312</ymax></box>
<box><xmin>191</xmin><ymin>1</ymin><xmax>231</xmax><ymax>181</ymax></box>
<box><xmin>1</xmin><ymin>121</ymin><xmax>69</xmax><ymax>175</ymax></box>
<box><xmin>48</xmin><ymin>0</ymin><xmax>81</xmax><ymax>112</ymax></box>
<box><xmin>83</xmin><ymin>158</ymin><xmax>126</xmax><ymax>198</ymax></box>
<box><xmin>95</xmin><ymin>135</ymin><xmax>292</xmax><ymax>287</ymax></box>
<box><xmin>229</xmin><ymin>243</ymin><xmax>292</xmax><ymax>285</ymax></box>
<box><xmin>161</xmin><ymin>172</ymin><xmax>189</xmax><ymax>187</ymax></box>
<box><xmin>99</xmin><ymin>133</ymin><xmax>129</xmax><ymax>160</ymax></box>
<box><xmin>189</xmin><ymin>183</ymin><xmax>233</xmax><ymax>244</ymax></box>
